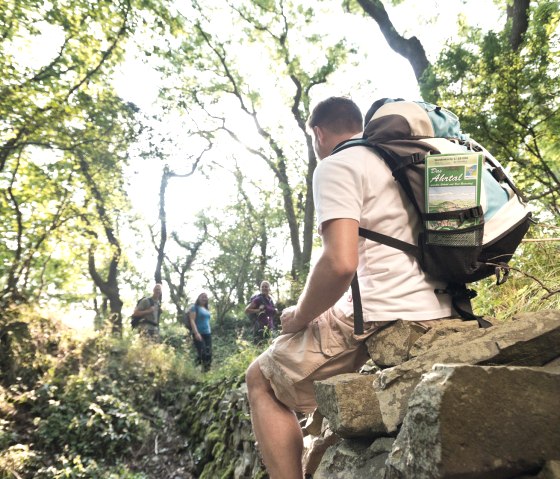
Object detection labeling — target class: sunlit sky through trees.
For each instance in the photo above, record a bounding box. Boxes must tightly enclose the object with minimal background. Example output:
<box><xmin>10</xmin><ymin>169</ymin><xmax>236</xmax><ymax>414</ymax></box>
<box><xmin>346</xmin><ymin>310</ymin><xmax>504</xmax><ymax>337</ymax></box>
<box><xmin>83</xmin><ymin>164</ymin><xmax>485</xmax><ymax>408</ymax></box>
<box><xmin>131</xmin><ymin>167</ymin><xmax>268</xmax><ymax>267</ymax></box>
<box><xmin>117</xmin><ymin>0</ymin><xmax>503</xmax><ymax>225</ymax></box>
<box><xmin>9</xmin><ymin>0</ymin><xmax>503</xmax><ymax>328</ymax></box>
<box><xmin>110</xmin><ymin>0</ymin><xmax>502</xmax><ymax>299</ymax></box>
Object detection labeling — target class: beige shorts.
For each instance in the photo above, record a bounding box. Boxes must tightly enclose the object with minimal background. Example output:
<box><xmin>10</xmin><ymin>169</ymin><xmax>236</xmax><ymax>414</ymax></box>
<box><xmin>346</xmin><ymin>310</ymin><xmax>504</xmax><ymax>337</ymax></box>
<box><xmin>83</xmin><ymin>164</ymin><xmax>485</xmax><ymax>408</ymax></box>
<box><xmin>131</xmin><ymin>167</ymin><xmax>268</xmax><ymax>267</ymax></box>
<box><xmin>257</xmin><ymin>306</ymin><xmax>382</xmax><ymax>413</ymax></box>
<box><xmin>257</xmin><ymin>307</ymin><xmax>454</xmax><ymax>413</ymax></box>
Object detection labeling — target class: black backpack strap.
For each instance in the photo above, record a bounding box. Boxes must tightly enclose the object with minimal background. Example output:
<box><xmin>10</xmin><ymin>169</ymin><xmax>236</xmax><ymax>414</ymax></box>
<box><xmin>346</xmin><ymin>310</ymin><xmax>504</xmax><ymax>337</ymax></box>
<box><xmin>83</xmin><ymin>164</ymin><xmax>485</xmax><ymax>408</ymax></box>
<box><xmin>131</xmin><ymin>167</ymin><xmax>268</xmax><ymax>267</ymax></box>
<box><xmin>373</xmin><ymin>147</ymin><xmax>426</xmax><ymax>217</ymax></box>
<box><xmin>350</xmin><ymin>273</ymin><xmax>364</xmax><ymax>335</ymax></box>
<box><xmin>464</xmin><ymin>143</ymin><xmax>527</xmax><ymax>202</ymax></box>
<box><xmin>423</xmin><ymin>206</ymin><xmax>483</xmax><ymax>223</ymax></box>
<box><xmin>435</xmin><ymin>283</ymin><xmax>493</xmax><ymax>329</ymax></box>
<box><xmin>353</xmin><ymin>228</ymin><xmax>422</xmax><ymax>336</ymax></box>
<box><xmin>358</xmin><ymin>227</ymin><xmax>420</xmax><ymax>261</ymax></box>
<box><xmin>332</xmin><ymin>137</ymin><xmax>371</xmax><ymax>155</ymax></box>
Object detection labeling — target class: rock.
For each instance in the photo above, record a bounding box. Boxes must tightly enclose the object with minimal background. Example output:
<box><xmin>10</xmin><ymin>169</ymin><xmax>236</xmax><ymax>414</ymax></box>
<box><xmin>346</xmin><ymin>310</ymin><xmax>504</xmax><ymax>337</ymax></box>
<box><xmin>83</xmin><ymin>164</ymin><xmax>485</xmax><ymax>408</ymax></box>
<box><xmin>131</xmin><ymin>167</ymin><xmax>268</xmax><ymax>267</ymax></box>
<box><xmin>543</xmin><ymin>356</ymin><xmax>560</xmax><ymax>372</ymax></box>
<box><xmin>537</xmin><ymin>460</ymin><xmax>560</xmax><ymax>479</ymax></box>
<box><xmin>314</xmin><ymin>373</ymin><xmax>385</xmax><ymax>437</ymax></box>
<box><xmin>314</xmin><ymin>437</ymin><xmax>394</xmax><ymax>479</ymax></box>
<box><xmin>409</xmin><ymin>319</ymin><xmax>479</xmax><ymax>358</ymax></box>
<box><xmin>385</xmin><ymin>364</ymin><xmax>560</xmax><ymax>479</ymax></box>
<box><xmin>365</xmin><ymin>319</ymin><xmax>428</xmax><ymax>367</ymax></box>
<box><xmin>302</xmin><ymin>425</ymin><xmax>338</xmax><ymax>476</ymax></box>
<box><xmin>301</xmin><ymin>409</ymin><xmax>325</xmax><ymax>437</ymax></box>
<box><xmin>313</xmin><ymin>311</ymin><xmax>560</xmax><ymax>437</ymax></box>
<box><xmin>375</xmin><ymin>310</ymin><xmax>560</xmax><ymax>432</ymax></box>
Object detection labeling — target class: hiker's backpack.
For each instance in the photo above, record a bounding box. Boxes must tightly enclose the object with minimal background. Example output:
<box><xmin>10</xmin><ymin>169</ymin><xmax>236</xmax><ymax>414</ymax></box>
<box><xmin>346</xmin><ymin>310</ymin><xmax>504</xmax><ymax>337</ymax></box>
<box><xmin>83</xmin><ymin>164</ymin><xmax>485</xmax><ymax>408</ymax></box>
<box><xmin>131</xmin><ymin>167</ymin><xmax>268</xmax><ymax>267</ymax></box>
<box><xmin>246</xmin><ymin>294</ymin><xmax>259</xmax><ymax>324</ymax></box>
<box><xmin>333</xmin><ymin>99</ymin><xmax>532</xmax><ymax>333</ymax></box>
<box><xmin>182</xmin><ymin>305</ymin><xmax>198</xmax><ymax>332</ymax></box>
<box><xmin>130</xmin><ymin>297</ymin><xmax>155</xmax><ymax>329</ymax></box>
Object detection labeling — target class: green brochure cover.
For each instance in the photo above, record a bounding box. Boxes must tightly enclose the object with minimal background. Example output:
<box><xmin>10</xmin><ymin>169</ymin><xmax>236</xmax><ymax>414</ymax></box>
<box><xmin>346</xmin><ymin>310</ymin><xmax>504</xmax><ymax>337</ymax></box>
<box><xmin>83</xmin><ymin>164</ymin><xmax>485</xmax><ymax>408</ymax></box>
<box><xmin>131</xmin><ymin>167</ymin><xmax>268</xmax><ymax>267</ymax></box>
<box><xmin>425</xmin><ymin>152</ymin><xmax>483</xmax><ymax>231</ymax></box>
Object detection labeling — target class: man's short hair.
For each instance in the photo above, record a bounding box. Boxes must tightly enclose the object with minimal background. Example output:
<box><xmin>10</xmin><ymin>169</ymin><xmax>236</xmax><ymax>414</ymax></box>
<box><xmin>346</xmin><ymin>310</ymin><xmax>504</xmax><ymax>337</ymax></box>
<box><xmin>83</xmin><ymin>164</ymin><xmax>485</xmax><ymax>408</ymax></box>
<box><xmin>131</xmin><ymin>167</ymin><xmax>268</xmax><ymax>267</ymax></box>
<box><xmin>307</xmin><ymin>97</ymin><xmax>363</xmax><ymax>134</ymax></box>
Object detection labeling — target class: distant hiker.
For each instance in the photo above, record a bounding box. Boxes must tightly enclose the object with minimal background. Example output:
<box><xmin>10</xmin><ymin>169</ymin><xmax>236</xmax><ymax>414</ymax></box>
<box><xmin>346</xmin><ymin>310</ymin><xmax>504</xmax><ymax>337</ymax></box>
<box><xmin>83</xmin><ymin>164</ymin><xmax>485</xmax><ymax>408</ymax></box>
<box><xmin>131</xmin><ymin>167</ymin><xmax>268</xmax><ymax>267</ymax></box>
<box><xmin>245</xmin><ymin>281</ymin><xmax>278</xmax><ymax>343</ymax></box>
<box><xmin>188</xmin><ymin>292</ymin><xmax>212</xmax><ymax>371</ymax></box>
<box><xmin>132</xmin><ymin>283</ymin><xmax>162</xmax><ymax>340</ymax></box>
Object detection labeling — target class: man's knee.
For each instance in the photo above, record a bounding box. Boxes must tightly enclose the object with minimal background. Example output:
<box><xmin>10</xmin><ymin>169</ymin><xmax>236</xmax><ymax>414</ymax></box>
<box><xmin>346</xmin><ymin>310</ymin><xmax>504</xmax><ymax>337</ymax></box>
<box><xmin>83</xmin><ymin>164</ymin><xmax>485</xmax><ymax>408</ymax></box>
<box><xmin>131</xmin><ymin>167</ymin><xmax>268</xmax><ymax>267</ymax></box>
<box><xmin>246</xmin><ymin>360</ymin><xmax>262</xmax><ymax>389</ymax></box>
<box><xmin>246</xmin><ymin>360</ymin><xmax>271</xmax><ymax>399</ymax></box>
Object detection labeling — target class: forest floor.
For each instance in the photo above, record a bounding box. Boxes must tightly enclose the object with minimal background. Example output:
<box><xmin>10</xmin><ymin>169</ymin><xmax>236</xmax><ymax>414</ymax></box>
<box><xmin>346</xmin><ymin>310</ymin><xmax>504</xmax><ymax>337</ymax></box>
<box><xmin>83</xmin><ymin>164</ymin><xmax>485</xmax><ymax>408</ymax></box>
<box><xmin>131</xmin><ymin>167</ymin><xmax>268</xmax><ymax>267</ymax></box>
<box><xmin>128</xmin><ymin>408</ymin><xmax>196</xmax><ymax>479</ymax></box>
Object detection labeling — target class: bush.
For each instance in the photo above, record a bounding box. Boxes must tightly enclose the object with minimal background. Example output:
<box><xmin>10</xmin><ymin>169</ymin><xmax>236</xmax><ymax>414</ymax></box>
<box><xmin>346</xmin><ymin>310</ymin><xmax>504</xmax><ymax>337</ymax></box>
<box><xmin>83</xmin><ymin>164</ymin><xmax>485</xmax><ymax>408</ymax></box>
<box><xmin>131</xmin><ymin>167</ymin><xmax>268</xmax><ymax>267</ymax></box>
<box><xmin>33</xmin><ymin>375</ymin><xmax>149</xmax><ymax>459</ymax></box>
<box><xmin>0</xmin><ymin>305</ymin><xmax>206</xmax><ymax>478</ymax></box>
<box><xmin>473</xmin><ymin>240</ymin><xmax>560</xmax><ymax>321</ymax></box>
<box><xmin>34</xmin><ymin>454</ymin><xmax>146</xmax><ymax>479</ymax></box>
<box><xmin>113</xmin><ymin>335</ymin><xmax>198</xmax><ymax>408</ymax></box>
<box><xmin>0</xmin><ymin>444</ymin><xmax>37</xmax><ymax>479</ymax></box>
<box><xmin>0</xmin><ymin>305</ymin><xmax>78</xmax><ymax>389</ymax></box>
<box><xmin>205</xmin><ymin>336</ymin><xmax>263</xmax><ymax>382</ymax></box>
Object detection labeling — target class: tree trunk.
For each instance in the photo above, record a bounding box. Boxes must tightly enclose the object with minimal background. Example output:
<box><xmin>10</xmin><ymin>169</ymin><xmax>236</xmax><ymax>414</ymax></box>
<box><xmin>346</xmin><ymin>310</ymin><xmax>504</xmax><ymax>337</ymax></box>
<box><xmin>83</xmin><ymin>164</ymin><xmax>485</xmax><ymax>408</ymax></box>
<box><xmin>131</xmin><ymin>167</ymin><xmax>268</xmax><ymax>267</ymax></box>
<box><xmin>151</xmin><ymin>159</ymin><xmax>203</xmax><ymax>319</ymax></box>
<box><xmin>507</xmin><ymin>0</ymin><xmax>530</xmax><ymax>51</ymax></box>
<box><xmin>155</xmin><ymin>166</ymin><xmax>170</xmax><ymax>284</ymax></box>
<box><xmin>356</xmin><ymin>0</ymin><xmax>431</xmax><ymax>83</ymax></box>
<box><xmin>87</xmin><ymin>246</ymin><xmax>123</xmax><ymax>334</ymax></box>
<box><xmin>79</xmin><ymin>154</ymin><xmax>123</xmax><ymax>334</ymax></box>
<box><xmin>163</xmin><ymin>230</ymin><xmax>207</xmax><ymax>320</ymax></box>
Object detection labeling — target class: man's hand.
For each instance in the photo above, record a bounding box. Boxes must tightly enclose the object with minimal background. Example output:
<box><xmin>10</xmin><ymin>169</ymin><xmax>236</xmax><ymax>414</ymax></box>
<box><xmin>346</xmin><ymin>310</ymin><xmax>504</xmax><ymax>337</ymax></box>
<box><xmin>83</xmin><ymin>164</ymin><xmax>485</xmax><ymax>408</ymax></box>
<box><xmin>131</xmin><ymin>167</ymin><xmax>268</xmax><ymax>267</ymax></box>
<box><xmin>280</xmin><ymin>306</ymin><xmax>308</xmax><ymax>334</ymax></box>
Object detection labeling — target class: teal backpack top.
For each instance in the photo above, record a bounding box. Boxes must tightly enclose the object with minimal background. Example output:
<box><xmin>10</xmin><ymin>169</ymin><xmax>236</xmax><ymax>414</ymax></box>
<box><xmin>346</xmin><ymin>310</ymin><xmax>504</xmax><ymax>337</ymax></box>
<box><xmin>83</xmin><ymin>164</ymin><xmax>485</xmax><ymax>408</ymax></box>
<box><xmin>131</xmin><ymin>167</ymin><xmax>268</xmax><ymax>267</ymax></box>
<box><xmin>366</xmin><ymin>98</ymin><xmax>467</xmax><ymax>140</ymax></box>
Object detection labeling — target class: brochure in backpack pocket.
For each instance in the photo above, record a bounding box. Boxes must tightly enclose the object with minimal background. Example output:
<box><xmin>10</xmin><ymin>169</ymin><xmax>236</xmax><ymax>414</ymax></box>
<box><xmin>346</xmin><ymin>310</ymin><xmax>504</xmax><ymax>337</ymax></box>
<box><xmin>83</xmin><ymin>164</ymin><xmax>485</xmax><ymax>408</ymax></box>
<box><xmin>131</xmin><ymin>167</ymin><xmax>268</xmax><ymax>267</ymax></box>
<box><xmin>425</xmin><ymin>152</ymin><xmax>483</xmax><ymax>231</ymax></box>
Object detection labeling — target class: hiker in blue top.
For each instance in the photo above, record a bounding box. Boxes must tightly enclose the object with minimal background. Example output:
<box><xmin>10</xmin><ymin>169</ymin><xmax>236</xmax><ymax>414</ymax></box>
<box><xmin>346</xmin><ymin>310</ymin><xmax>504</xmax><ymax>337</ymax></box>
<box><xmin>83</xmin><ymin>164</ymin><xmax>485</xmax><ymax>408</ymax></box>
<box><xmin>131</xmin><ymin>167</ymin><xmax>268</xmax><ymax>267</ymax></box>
<box><xmin>188</xmin><ymin>292</ymin><xmax>212</xmax><ymax>371</ymax></box>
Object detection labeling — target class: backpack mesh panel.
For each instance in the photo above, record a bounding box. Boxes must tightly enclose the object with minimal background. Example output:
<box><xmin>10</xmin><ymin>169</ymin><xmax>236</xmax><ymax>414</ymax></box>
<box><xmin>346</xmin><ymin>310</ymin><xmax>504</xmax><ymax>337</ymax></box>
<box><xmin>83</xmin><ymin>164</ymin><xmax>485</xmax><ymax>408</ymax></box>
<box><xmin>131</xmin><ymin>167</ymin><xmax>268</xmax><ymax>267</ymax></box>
<box><xmin>425</xmin><ymin>225</ymin><xmax>483</xmax><ymax>247</ymax></box>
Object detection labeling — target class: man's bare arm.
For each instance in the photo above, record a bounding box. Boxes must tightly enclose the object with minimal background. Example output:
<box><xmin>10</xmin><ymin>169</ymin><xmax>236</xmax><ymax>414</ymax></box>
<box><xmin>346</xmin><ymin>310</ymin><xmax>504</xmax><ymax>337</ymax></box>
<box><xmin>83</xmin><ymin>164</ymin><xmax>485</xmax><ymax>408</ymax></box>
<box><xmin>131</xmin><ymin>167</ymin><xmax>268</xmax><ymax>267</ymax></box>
<box><xmin>133</xmin><ymin>303</ymin><xmax>154</xmax><ymax>317</ymax></box>
<box><xmin>281</xmin><ymin>218</ymin><xmax>359</xmax><ymax>333</ymax></box>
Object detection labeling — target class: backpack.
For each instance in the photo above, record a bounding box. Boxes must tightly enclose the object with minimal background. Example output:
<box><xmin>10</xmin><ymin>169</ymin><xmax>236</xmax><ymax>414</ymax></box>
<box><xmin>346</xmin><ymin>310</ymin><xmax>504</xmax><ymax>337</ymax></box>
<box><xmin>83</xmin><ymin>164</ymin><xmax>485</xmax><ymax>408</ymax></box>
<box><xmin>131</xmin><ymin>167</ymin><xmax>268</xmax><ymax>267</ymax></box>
<box><xmin>182</xmin><ymin>305</ymin><xmax>198</xmax><ymax>332</ymax></box>
<box><xmin>333</xmin><ymin>99</ymin><xmax>532</xmax><ymax>333</ymax></box>
<box><xmin>130</xmin><ymin>297</ymin><xmax>155</xmax><ymax>329</ymax></box>
<box><xmin>246</xmin><ymin>294</ymin><xmax>259</xmax><ymax>324</ymax></box>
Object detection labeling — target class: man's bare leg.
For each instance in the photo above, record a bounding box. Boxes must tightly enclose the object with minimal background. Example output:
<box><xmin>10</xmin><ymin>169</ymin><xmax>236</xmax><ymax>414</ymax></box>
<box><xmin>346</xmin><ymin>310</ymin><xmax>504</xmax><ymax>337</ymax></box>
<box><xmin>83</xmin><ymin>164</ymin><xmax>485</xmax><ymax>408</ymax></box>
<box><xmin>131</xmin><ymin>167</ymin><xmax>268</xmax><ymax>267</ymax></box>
<box><xmin>246</xmin><ymin>360</ymin><xmax>304</xmax><ymax>479</ymax></box>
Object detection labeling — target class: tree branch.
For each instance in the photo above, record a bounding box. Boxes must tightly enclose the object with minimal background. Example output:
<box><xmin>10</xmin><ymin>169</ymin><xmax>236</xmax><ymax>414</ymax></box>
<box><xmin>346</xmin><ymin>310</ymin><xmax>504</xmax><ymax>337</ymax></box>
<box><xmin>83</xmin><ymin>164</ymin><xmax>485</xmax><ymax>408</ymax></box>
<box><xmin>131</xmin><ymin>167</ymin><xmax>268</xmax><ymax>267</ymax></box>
<box><xmin>356</xmin><ymin>0</ymin><xmax>430</xmax><ymax>82</ymax></box>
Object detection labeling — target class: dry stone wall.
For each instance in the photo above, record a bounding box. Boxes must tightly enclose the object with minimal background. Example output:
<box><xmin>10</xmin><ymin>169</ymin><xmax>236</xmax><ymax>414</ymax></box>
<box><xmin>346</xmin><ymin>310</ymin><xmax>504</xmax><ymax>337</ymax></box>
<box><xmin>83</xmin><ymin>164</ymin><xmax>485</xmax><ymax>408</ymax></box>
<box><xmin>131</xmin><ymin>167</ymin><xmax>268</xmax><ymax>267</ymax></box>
<box><xmin>309</xmin><ymin>310</ymin><xmax>560</xmax><ymax>479</ymax></box>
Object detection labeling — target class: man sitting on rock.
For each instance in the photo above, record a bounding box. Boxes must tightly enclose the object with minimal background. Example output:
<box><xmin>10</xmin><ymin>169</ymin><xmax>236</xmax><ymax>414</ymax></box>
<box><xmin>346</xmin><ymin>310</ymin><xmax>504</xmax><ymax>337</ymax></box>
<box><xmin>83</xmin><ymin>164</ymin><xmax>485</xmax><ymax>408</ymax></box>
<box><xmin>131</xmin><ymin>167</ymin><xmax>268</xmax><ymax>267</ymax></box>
<box><xmin>245</xmin><ymin>97</ymin><xmax>454</xmax><ymax>479</ymax></box>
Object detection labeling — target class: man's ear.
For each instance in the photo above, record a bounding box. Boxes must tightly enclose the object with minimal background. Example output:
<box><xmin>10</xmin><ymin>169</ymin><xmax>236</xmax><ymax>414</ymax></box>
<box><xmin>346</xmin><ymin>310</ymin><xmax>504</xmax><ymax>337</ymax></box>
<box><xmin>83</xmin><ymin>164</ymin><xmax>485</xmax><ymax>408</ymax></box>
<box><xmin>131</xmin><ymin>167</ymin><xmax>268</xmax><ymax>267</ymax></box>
<box><xmin>313</xmin><ymin>125</ymin><xmax>324</xmax><ymax>143</ymax></box>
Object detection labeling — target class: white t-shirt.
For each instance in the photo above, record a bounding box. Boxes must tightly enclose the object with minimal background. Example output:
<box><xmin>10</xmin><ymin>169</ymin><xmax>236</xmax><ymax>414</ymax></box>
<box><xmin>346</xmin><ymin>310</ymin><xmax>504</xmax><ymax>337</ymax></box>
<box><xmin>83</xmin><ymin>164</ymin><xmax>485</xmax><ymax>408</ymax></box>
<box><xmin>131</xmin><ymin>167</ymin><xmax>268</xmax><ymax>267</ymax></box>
<box><xmin>313</xmin><ymin>136</ymin><xmax>453</xmax><ymax>322</ymax></box>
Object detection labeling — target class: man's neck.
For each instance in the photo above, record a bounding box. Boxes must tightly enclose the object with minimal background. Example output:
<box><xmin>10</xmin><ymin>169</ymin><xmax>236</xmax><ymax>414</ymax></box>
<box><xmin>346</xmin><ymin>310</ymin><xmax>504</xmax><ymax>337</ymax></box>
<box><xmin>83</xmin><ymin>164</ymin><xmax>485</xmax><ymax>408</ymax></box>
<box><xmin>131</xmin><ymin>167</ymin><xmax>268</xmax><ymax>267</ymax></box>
<box><xmin>327</xmin><ymin>131</ymin><xmax>362</xmax><ymax>155</ymax></box>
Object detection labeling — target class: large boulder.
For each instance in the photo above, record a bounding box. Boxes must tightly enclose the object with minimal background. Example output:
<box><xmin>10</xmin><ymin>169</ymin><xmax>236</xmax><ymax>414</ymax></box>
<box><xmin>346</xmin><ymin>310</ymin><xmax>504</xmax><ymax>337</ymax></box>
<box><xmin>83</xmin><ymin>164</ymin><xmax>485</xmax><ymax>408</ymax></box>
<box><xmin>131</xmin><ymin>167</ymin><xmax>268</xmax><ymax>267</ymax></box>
<box><xmin>375</xmin><ymin>310</ymin><xmax>560</xmax><ymax>432</ymax></box>
<box><xmin>385</xmin><ymin>364</ymin><xmax>560</xmax><ymax>479</ymax></box>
